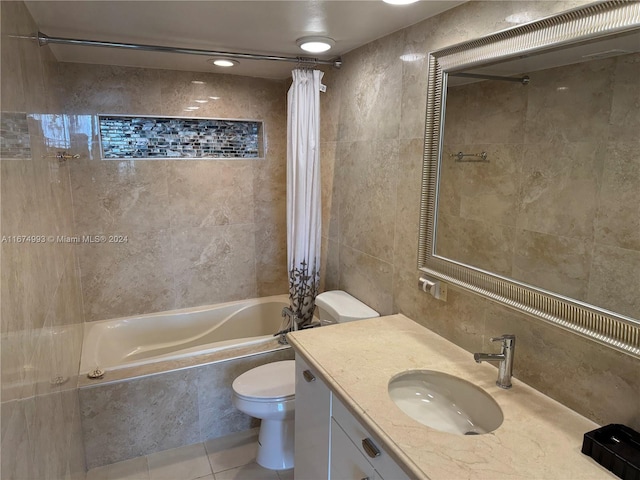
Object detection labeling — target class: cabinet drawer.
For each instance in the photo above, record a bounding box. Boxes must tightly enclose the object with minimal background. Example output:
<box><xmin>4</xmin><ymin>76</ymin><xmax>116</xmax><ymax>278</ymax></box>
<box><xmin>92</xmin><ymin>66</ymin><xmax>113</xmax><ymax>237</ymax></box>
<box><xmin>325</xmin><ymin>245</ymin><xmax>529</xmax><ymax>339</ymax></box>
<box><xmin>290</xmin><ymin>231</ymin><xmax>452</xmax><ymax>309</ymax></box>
<box><xmin>332</xmin><ymin>396</ymin><xmax>410</xmax><ymax>480</ymax></box>
<box><xmin>330</xmin><ymin>418</ymin><xmax>378</xmax><ymax>480</ymax></box>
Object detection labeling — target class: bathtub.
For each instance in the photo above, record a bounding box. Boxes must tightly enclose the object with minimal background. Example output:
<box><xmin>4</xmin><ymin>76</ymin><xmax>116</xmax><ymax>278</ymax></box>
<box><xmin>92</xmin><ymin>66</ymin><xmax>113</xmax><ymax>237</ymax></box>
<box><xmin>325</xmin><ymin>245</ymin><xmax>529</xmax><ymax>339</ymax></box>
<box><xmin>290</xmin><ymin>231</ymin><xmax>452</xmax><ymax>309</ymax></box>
<box><xmin>80</xmin><ymin>294</ymin><xmax>290</xmax><ymax>374</ymax></box>
<box><xmin>78</xmin><ymin>294</ymin><xmax>296</xmax><ymax>468</ymax></box>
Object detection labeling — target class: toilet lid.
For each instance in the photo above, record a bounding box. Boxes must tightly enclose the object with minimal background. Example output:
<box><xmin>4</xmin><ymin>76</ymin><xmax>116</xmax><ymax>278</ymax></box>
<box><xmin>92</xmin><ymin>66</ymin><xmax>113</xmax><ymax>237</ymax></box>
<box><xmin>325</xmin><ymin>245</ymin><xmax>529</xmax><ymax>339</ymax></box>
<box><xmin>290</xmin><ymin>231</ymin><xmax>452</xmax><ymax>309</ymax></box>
<box><xmin>232</xmin><ymin>360</ymin><xmax>295</xmax><ymax>400</ymax></box>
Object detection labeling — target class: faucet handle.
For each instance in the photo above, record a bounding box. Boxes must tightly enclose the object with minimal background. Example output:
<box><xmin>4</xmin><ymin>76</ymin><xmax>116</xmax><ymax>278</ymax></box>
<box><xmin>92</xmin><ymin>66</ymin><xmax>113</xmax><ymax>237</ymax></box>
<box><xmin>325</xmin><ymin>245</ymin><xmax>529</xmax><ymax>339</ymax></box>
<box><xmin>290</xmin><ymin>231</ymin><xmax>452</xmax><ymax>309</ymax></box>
<box><xmin>490</xmin><ymin>334</ymin><xmax>516</xmax><ymax>345</ymax></box>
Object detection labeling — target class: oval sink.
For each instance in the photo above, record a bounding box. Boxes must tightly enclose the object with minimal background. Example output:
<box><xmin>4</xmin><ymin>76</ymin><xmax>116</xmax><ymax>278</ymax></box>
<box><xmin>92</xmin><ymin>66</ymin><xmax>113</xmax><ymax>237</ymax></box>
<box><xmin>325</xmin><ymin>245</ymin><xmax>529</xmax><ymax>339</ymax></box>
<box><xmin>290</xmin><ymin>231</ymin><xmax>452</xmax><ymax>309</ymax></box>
<box><xmin>388</xmin><ymin>370</ymin><xmax>503</xmax><ymax>435</ymax></box>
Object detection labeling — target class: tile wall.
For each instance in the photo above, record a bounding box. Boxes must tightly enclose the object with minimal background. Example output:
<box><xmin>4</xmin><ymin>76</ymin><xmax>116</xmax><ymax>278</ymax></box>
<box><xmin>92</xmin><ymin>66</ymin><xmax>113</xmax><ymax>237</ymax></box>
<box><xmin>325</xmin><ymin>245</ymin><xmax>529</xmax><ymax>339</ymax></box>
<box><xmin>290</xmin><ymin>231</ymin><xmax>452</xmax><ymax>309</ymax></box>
<box><xmin>319</xmin><ymin>0</ymin><xmax>640</xmax><ymax>430</ymax></box>
<box><xmin>440</xmin><ymin>54</ymin><xmax>640</xmax><ymax>319</ymax></box>
<box><xmin>51</xmin><ymin>63</ymin><xmax>289</xmax><ymax>322</ymax></box>
<box><xmin>0</xmin><ymin>2</ymin><xmax>86</xmax><ymax>479</ymax></box>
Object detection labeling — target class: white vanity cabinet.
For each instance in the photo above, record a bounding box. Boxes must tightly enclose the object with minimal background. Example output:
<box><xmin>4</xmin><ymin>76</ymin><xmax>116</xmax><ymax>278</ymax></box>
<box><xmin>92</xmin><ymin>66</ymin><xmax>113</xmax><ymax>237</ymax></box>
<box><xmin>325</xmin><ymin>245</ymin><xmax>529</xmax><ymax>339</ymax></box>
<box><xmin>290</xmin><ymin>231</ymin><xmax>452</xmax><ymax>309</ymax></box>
<box><xmin>294</xmin><ymin>356</ymin><xmax>331</xmax><ymax>479</ymax></box>
<box><xmin>294</xmin><ymin>357</ymin><xmax>410</xmax><ymax>480</ymax></box>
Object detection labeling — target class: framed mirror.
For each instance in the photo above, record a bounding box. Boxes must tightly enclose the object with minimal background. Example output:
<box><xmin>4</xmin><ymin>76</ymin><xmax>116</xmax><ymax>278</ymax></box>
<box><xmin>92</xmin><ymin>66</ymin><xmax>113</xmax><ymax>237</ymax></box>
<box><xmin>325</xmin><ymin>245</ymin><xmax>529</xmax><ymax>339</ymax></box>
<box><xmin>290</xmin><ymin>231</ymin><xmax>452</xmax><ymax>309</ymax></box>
<box><xmin>418</xmin><ymin>0</ymin><xmax>640</xmax><ymax>358</ymax></box>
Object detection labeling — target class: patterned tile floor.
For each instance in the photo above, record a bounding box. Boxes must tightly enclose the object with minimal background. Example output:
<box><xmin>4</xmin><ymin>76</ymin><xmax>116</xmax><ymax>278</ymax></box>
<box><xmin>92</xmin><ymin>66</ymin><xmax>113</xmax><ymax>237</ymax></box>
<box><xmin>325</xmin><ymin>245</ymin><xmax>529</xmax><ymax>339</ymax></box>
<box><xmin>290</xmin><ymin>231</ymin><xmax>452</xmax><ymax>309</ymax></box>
<box><xmin>86</xmin><ymin>429</ymin><xmax>294</xmax><ymax>480</ymax></box>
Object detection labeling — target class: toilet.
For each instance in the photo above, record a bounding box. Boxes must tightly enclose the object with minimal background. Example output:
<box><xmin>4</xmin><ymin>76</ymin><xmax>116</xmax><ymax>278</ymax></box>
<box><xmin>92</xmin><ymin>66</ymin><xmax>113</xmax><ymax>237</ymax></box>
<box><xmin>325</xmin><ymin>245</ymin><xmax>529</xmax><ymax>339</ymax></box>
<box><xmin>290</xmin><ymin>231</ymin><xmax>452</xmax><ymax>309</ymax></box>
<box><xmin>231</xmin><ymin>290</ymin><xmax>379</xmax><ymax>470</ymax></box>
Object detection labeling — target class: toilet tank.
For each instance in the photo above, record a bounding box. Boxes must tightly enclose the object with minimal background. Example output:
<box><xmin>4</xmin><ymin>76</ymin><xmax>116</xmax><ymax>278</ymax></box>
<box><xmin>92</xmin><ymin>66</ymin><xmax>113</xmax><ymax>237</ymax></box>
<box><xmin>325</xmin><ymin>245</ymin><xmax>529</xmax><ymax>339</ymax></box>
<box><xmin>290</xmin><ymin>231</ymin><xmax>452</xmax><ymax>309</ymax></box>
<box><xmin>315</xmin><ymin>290</ymin><xmax>379</xmax><ymax>324</ymax></box>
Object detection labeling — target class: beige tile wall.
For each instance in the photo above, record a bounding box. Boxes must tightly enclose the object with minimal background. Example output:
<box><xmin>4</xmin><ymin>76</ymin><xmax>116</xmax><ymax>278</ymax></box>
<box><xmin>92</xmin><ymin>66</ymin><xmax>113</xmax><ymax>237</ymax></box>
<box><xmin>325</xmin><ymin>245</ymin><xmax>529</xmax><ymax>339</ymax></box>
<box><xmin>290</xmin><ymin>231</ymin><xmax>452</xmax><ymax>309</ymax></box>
<box><xmin>440</xmin><ymin>54</ymin><xmax>640</xmax><ymax>318</ymax></box>
<box><xmin>320</xmin><ymin>0</ymin><xmax>640</xmax><ymax>430</ymax></box>
<box><xmin>52</xmin><ymin>64</ymin><xmax>289</xmax><ymax>322</ymax></box>
<box><xmin>0</xmin><ymin>2</ymin><xmax>86</xmax><ymax>478</ymax></box>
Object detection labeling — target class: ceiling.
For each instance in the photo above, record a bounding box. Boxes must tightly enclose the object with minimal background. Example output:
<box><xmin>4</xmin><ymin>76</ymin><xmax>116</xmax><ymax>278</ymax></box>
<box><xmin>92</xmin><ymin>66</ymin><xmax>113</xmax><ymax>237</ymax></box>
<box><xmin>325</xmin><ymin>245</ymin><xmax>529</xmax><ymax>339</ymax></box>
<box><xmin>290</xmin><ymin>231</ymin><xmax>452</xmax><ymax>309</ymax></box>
<box><xmin>24</xmin><ymin>0</ymin><xmax>465</xmax><ymax>79</ymax></box>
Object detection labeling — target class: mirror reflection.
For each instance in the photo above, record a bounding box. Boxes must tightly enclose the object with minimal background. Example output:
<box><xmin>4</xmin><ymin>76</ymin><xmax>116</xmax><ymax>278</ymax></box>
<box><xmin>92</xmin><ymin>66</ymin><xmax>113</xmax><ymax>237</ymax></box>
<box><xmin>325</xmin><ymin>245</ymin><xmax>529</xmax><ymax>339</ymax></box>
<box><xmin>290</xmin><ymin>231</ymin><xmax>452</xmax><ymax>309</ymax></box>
<box><xmin>436</xmin><ymin>30</ymin><xmax>640</xmax><ymax>320</ymax></box>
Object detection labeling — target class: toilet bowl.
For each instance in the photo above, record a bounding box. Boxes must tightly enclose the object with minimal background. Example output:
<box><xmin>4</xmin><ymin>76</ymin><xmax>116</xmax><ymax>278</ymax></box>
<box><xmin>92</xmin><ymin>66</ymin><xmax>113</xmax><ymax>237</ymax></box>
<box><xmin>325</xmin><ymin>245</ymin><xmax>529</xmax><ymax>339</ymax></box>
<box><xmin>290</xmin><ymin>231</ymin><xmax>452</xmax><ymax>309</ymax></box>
<box><xmin>232</xmin><ymin>360</ymin><xmax>296</xmax><ymax>470</ymax></box>
<box><xmin>231</xmin><ymin>291</ymin><xmax>379</xmax><ymax>470</ymax></box>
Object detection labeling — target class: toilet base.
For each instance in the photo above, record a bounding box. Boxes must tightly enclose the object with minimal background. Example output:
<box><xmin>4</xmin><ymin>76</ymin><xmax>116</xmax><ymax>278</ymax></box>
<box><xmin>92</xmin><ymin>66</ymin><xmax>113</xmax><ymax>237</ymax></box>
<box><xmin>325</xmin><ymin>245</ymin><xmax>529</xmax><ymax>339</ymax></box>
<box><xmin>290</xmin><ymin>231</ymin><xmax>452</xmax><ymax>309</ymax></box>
<box><xmin>256</xmin><ymin>418</ymin><xmax>294</xmax><ymax>470</ymax></box>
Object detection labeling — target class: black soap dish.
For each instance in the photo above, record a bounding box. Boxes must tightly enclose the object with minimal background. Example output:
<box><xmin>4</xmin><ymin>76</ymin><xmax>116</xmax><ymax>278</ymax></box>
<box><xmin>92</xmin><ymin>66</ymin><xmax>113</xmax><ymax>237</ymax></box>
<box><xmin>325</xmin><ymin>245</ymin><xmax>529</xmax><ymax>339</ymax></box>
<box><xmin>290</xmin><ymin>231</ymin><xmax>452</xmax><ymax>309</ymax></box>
<box><xmin>582</xmin><ymin>424</ymin><xmax>640</xmax><ymax>480</ymax></box>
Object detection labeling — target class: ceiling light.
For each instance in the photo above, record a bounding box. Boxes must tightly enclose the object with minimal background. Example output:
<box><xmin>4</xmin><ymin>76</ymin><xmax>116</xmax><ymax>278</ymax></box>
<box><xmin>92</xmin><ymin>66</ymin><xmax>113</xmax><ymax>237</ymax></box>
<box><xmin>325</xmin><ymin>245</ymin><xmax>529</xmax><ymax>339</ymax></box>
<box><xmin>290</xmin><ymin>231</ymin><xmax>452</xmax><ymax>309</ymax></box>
<box><xmin>296</xmin><ymin>36</ymin><xmax>335</xmax><ymax>53</ymax></box>
<box><xmin>400</xmin><ymin>53</ymin><xmax>426</xmax><ymax>62</ymax></box>
<box><xmin>209</xmin><ymin>58</ymin><xmax>238</xmax><ymax>67</ymax></box>
<box><xmin>194</xmin><ymin>99</ymin><xmax>208</xmax><ymax>103</ymax></box>
<box><xmin>191</xmin><ymin>80</ymin><xmax>206</xmax><ymax>84</ymax></box>
<box><xmin>383</xmin><ymin>0</ymin><xmax>420</xmax><ymax>5</ymax></box>
<box><xmin>209</xmin><ymin>96</ymin><xmax>221</xmax><ymax>100</ymax></box>
<box><xmin>185</xmin><ymin>106</ymin><xmax>199</xmax><ymax>110</ymax></box>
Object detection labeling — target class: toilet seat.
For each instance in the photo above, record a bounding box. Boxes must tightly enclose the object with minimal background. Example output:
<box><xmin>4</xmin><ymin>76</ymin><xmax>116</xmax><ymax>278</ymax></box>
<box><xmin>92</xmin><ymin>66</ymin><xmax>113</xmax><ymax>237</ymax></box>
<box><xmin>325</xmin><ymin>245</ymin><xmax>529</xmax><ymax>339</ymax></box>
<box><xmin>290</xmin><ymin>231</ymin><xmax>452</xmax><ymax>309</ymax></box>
<box><xmin>232</xmin><ymin>360</ymin><xmax>295</xmax><ymax>402</ymax></box>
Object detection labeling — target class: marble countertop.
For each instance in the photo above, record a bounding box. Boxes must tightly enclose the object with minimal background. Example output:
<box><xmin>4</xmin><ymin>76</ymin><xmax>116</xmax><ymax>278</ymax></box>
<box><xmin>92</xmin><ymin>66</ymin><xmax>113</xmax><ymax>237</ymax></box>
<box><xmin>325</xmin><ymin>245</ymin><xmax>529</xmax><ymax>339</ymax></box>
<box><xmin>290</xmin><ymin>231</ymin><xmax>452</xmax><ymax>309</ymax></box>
<box><xmin>287</xmin><ymin>314</ymin><xmax>613</xmax><ymax>480</ymax></box>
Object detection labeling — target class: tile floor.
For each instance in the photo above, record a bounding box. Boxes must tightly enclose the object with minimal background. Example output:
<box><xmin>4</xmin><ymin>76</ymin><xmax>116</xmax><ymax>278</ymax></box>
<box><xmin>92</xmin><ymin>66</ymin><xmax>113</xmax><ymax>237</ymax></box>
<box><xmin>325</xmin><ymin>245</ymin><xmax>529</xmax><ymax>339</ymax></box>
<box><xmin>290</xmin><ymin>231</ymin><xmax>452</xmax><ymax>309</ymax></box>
<box><xmin>86</xmin><ymin>429</ymin><xmax>294</xmax><ymax>480</ymax></box>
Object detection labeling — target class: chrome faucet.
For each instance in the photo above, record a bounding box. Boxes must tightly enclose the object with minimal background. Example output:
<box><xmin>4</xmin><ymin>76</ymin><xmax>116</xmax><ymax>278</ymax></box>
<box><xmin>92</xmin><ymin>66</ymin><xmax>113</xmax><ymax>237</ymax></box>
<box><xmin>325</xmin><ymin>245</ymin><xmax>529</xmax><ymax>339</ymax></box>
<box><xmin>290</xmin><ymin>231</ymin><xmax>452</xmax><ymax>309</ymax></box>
<box><xmin>474</xmin><ymin>334</ymin><xmax>516</xmax><ymax>389</ymax></box>
<box><xmin>282</xmin><ymin>306</ymin><xmax>299</xmax><ymax>327</ymax></box>
<box><xmin>278</xmin><ymin>307</ymin><xmax>299</xmax><ymax>345</ymax></box>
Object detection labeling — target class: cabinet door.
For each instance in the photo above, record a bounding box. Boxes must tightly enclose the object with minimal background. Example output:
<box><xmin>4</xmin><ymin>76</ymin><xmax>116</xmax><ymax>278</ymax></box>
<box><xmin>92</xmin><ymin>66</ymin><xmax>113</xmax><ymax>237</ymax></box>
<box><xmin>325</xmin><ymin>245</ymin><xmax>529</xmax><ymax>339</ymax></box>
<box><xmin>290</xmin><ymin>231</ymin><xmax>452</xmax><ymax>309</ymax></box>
<box><xmin>330</xmin><ymin>418</ymin><xmax>378</xmax><ymax>480</ymax></box>
<box><xmin>294</xmin><ymin>357</ymin><xmax>331</xmax><ymax>480</ymax></box>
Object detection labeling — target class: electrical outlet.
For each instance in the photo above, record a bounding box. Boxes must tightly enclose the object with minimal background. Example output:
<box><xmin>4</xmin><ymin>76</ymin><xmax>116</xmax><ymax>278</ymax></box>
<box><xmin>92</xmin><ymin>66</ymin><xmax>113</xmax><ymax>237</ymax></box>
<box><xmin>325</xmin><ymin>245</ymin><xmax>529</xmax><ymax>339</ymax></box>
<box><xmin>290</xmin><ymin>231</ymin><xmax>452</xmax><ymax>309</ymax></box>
<box><xmin>418</xmin><ymin>276</ymin><xmax>448</xmax><ymax>302</ymax></box>
<box><xmin>432</xmin><ymin>282</ymin><xmax>448</xmax><ymax>301</ymax></box>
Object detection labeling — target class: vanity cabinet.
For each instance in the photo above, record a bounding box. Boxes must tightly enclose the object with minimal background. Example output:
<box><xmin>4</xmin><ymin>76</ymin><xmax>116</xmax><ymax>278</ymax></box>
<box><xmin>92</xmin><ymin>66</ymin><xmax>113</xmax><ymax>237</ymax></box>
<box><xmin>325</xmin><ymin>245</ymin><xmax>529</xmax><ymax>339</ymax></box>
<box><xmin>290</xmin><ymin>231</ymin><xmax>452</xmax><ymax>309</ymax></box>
<box><xmin>294</xmin><ymin>357</ymin><xmax>409</xmax><ymax>480</ymax></box>
<box><xmin>294</xmin><ymin>356</ymin><xmax>331</xmax><ymax>479</ymax></box>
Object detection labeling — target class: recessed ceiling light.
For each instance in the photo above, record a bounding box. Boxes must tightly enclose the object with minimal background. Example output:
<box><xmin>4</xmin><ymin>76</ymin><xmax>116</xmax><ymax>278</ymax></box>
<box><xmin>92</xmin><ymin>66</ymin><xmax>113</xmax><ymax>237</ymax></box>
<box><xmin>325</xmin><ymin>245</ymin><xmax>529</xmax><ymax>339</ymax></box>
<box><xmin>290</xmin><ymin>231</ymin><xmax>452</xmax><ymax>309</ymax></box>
<box><xmin>185</xmin><ymin>106</ymin><xmax>199</xmax><ymax>111</ymax></box>
<box><xmin>209</xmin><ymin>58</ymin><xmax>239</xmax><ymax>67</ymax></box>
<box><xmin>400</xmin><ymin>53</ymin><xmax>426</xmax><ymax>62</ymax></box>
<box><xmin>209</xmin><ymin>96</ymin><xmax>221</xmax><ymax>100</ymax></box>
<box><xmin>194</xmin><ymin>99</ymin><xmax>208</xmax><ymax>103</ymax></box>
<box><xmin>383</xmin><ymin>0</ymin><xmax>419</xmax><ymax>5</ymax></box>
<box><xmin>296</xmin><ymin>36</ymin><xmax>335</xmax><ymax>53</ymax></box>
<box><xmin>191</xmin><ymin>80</ymin><xmax>206</xmax><ymax>84</ymax></box>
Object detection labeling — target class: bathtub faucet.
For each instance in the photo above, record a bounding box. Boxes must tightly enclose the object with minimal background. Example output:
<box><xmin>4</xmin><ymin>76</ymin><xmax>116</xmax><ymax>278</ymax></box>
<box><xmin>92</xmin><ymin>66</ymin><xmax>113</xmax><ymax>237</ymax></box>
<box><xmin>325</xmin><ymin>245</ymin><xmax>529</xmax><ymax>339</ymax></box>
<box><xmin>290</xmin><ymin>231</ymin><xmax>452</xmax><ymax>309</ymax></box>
<box><xmin>278</xmin><ymin>307</ymin><xmax>299</xmax><ymax>344</ymax></box>
<box><xmin>282</xmin><ymin>306</ymin><xmax>297</xmax><ymax>322</ymax></box>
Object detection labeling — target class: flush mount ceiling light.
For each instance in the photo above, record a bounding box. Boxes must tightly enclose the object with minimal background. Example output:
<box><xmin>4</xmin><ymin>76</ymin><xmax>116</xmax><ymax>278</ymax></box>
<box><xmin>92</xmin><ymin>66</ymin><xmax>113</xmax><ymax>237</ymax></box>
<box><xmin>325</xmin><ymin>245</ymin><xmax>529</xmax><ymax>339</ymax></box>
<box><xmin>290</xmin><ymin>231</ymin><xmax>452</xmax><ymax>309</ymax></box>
<box><xmin>400</xmin><ymin>53</ymin><xmax>426</xmax><ymax>62</ymax></box>
<box><xmin>383</xmin><ymin>0</ymin><xmax>420</xmax><ymax>5</ymax></box>
<box><xmin>296</xmin><ymin>36</ymin><xmax>335</xmax><ymax>53</ymax></box>
<box><xmin>208</xmin><ymin>58</ymin><xmax>239</xmax><ymax>67</ymax></box>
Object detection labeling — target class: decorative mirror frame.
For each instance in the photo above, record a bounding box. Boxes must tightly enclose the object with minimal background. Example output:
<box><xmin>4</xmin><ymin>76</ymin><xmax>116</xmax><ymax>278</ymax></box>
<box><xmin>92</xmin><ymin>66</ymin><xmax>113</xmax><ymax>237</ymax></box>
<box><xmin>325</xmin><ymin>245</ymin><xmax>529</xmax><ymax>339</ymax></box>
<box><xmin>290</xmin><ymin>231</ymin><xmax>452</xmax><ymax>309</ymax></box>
<box><xmin>418</xmin><ymin>0</ymin><xmax>640</xmax><ymax>358</ymax></box>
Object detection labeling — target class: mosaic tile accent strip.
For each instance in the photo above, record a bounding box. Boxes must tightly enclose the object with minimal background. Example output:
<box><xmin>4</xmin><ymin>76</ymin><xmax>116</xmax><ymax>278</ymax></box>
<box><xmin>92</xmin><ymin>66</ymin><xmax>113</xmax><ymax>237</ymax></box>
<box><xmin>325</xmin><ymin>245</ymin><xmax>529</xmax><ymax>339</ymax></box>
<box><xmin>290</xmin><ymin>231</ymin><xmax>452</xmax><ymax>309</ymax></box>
<box><xmin>99</xmin><ymin>115</ymin><xmax>263</xmax><ymax>159</ymax></box>
<box><xmin>0</xmin><ymin>112</ymin><xmax>31</xmax><ymax>159</ymax></box>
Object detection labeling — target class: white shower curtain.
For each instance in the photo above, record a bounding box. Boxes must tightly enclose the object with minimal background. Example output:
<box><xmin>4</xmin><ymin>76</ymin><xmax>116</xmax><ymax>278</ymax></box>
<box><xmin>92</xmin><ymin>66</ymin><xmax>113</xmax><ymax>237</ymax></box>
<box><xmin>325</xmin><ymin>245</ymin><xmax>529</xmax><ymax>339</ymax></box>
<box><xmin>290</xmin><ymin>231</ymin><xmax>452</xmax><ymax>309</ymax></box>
<box><xmin>286</xmin><ymin>69</ymin><xmax>323</xmax><ymax>327</ymax></box>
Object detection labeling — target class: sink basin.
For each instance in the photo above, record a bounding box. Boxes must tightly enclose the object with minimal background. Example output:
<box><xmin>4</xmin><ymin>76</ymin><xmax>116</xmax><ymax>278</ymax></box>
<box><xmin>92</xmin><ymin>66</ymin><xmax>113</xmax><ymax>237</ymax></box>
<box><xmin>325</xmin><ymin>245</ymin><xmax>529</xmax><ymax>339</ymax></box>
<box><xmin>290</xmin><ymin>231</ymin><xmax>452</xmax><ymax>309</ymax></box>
<box><xmin>388</xmin><ymin>370</ymin><xmax>503</xmax><ymax>435</ymax></box>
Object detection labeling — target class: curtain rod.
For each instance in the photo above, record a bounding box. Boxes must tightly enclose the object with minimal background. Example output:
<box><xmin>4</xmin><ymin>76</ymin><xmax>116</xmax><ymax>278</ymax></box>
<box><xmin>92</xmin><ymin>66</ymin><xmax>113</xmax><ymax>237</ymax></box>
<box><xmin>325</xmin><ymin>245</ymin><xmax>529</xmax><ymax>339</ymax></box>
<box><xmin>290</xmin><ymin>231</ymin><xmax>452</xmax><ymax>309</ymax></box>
<box><xmin>34</xmin><ymin>32</ymin><xmax>343</xmax><ymax>69</ymax></box>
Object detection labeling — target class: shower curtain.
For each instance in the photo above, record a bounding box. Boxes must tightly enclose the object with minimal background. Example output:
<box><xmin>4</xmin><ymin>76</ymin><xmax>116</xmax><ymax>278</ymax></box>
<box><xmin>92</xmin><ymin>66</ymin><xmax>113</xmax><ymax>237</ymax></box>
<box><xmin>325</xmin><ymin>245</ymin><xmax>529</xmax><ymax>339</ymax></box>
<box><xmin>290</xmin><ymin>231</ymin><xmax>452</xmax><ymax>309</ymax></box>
<box><xmin>286</xmin><ymin>69</ymin><xmax>323</xmax><ymax>328</ymax></box>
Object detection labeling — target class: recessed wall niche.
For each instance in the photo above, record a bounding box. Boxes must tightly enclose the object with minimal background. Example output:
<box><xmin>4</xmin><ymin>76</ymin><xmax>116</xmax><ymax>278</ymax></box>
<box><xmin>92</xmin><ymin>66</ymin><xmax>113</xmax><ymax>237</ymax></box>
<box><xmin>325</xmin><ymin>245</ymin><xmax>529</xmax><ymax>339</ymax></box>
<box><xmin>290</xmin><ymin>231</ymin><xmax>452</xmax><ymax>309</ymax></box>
<box><xmin>99</xmin><ymin>115</ymin><xmax>264</xmax><ymax>159</ymax></box>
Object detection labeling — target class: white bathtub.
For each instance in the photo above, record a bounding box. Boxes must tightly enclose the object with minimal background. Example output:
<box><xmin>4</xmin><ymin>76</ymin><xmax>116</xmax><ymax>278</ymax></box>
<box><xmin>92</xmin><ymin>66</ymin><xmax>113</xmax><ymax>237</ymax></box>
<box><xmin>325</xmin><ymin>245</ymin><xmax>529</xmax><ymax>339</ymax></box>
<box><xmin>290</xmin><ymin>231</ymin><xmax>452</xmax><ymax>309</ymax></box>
<box><xmin>80</xmin><ymin>294</ymin><xmax>290</xmax><ymax>373</ymax></box>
